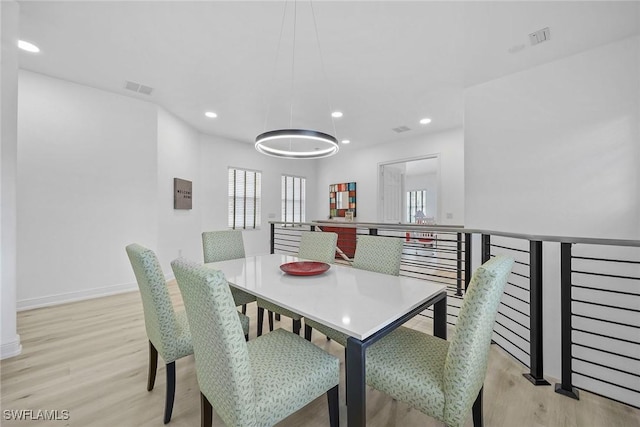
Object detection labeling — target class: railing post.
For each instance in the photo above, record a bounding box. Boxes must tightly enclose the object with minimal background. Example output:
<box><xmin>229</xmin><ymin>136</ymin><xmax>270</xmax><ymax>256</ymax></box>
<box><xmin>456</xmin><ymin>232</ymin><xmax>463</xmax><ymax>296</ymax></box>
<box><xmin>481</xmin><ymin>234</ymin><xmax>493</xmax><ymax>346</ymax></box>
<box><xmin>555</xmin><ymin>243</ymin><xmax>579</xmax><ymax>399</ymax></box>
<box><xmin>481</xmin><ymin>234</ymin><xmax>491</xmax><ymax>263</ymax></box>
<box><xmin>464</xmin><ymin>233</ymin><xmax>472</xmax><ymax>290</ymax></box>
<box><xmin>270</xmin><ymin>223</ymin><xmax>275</xmax><ymax>254</ymax></box>
<box><xmin>523</xmin><ymin>240</ymin><xmax>550</xmax><ymax>386</ymax></box>
<box><xmin>271</xmin><ymin>222</ymin><xmax>282</xmax><ymax>322</ymax></box>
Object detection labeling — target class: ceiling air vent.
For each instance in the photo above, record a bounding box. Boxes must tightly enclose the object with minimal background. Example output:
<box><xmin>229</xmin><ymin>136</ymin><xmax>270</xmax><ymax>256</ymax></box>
<box><xmin>529</xmin><ymin>27</ymin><xmax>551</xmax><ymax>46</ymax></box>
<box><xmin>124</xmin><ymin>80</ymin><xmax>154</xmax><ymax>96</ymax></box>
<box><xmin>392</xmin><ymin>125</ymin><xmax>411</xmax><ymax>133</ymax></box>
<box><xmin>138</xmin><ymin>85</ymin><xmax>153</xmax><ymax>95</ymax></box>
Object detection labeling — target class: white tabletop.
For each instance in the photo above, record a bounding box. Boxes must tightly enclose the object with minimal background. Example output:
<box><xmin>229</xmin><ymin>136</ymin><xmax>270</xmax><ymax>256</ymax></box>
<box><xmin>205</xmin><ymin>253</ymin><xmax>447</xmax><ymax>340</ymax></box>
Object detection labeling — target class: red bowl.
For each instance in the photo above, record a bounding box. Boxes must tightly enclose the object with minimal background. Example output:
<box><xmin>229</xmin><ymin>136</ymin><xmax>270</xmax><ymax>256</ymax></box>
<box><xmin>280</xmin><ymin>261</ymin><xmax>330</xmax><ymax>276</ymax></box>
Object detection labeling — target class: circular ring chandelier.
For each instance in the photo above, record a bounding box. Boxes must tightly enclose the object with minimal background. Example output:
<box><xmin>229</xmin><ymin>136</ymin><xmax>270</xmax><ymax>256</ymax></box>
<box><xmin>255</xmin><ymin>129</ymin><xmax>339</xmax><ymax>159</ymax></box>
<box><xmin>256</xmin><ymin>1</ymin><xmax>340</xmax><ymax>160</ymax></box>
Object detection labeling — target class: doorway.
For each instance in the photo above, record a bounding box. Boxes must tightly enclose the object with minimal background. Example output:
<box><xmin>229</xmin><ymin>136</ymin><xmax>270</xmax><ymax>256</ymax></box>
<box><xmin>378</xmin><ymin>155</ymin><xmax>440</xmax><ymax>224</ymax></box>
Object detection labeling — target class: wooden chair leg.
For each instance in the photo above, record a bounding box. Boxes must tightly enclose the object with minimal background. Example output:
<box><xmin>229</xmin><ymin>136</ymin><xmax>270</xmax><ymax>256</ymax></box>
<box><xmin>327</xmin><ymin>385</ymin><xmax>339</xmax><ymax>427</ymax></box>
<box><xmin>163</xmin><ymin>362</ymin><xmax>176</xmax><ymax>424</ymax></box>
<box><xmin>257</xmin><ymin>307</ymin><xmax>265</xmax><ymax>337</ymax></box>
<box><xmin>268</xmin><ymin>311</ymin><xmax>274</xmax><ymax>332</ymax></box>
<box><xmin>304</xmin><ymin>324</ymin><xmax>313</xmax><ymax>341</ymax></box>
<box><xmin>293</xmin><ymin>319</ymin><xmax>302</xmax><ymax>335</ymax></box>
<box><xmin>472</xmin><ymin>386</ymin><xmax>483</xmax><ymax>427</ymax></box>
<box><xmin>200</xmin><ymin>392</ymin><xmax>213</xmax><ymax>427</ymax></box>
<box><xmin>147</xmin><ymin>341</ymin><xmax>158</xmax><ymax>391</ymax></box>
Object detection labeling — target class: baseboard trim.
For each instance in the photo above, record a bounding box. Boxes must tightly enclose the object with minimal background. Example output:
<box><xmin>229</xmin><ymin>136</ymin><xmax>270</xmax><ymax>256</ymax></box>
<box><xmin>17</xmin><ymin>282</ymin><xmax>139</xmax><ymax>312</ymax></box>
<box><xmin>16</xmin><ymin>273</ymin><xmax>176</xmax><ymax>312</ymax></box>
<box><xmin>1</xmin><ymin>336</ymin><xmax>22</xmax><ymax>360</ymax></box>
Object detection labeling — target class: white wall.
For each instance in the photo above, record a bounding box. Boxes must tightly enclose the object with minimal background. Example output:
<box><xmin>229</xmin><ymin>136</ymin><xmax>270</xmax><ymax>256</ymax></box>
<box><xmin>1</xmin><ymin>0</ymin><xmax>22</xmax><ymax>358</ymax></box>
<box><xmin>14</xmin><ymin>71</ymin><xmax>323</xmax><ymax>309</ymax></box>
<box><xmin>156</xmin><ymin>108</ymin><xmax>202</xmax><ymax>273</ymax></box>
<box><xmin>199</xmin><ymin>134</ymin><xmax>319</xmax><ymax>256</ymax></box>
<box><xmin>314</xmin><ymin>128</ymin><xmax>464</xmax><ymax>225</ymax></box>
<box><xmin>17</xmin><ymin>71</ymin><xmax>159</xmax><ymax>309</ymax></box>
<box><xmin>465</xmin><ymin>36</ymin><xmax>640</xmax><ymax>239</ymax></box>
<box><xmin>464</xmin><ymin>35</ymin><xmax>640</xmax><ymax>403</ymax></box>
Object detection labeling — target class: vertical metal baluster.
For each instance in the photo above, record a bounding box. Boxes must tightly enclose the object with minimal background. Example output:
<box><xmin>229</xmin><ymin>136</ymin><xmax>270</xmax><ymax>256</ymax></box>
<box><xmin>456</xmin><ymin>232</ymin><xmax>463</xmax><ymax>296</ymax></box>
<box><xmin>464</xmin><ymin>233</ymin><xmax>472</xmax><ymax>291</ymax></box>
<box><xmin>555</xmin><ymin>242</ymin><xmax>579</xmax><ymax>399</ymax></box>
<box><xmin>481</xmin><ymin>234</ymin><xmax>491</xmax><ymax>263</ymax></box>
<box><xmin>524</xmin><ymin>240</ymin><xmax>550</xmax><ymax>385</ymax></box>
<box><xmin>270</xmin><ymin>223</ymin><xmax>275</xmax><ymax>254</ymax></box>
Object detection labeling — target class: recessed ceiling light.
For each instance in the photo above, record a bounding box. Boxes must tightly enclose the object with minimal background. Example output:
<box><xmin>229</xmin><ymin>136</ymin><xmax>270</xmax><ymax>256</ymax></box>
<box><xmin>18</xmin><ymin>40</ymin><xmax>40</xmax><ymax>53</ymax></box>
<box><xmin>204</xmin><ymin>111</ymin><xmax>217</xmax><ymax>118</ymax></box>
<box><xmin>331</xmin><ymin>111</ymin><xmax>343</xmax><ymax>118</ymax></box>
<box><xmin>341</xmin><ymin>139</ymin><xmax>350</xmax><ymax>144</ymax></box>
<box><xmin>419</xmin><ymin>118</ymin><xmax>432</xmax><ymax>125</ymax></box>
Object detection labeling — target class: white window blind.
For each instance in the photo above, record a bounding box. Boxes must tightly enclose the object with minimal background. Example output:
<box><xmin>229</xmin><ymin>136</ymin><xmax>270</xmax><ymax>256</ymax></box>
<box><xmin>228</xmin><ymin>168</ymin><xmax>261</xmax><ymax>229</ymax></box>
<box><xmin>406</xmin><ymin>190</ymin><xmax>427</xmax><ymax>223</ymax></box>
<box><xmin>281</xmin><ymin>175</ymin><xmax>306</xmax><ymax>223</ymax></box>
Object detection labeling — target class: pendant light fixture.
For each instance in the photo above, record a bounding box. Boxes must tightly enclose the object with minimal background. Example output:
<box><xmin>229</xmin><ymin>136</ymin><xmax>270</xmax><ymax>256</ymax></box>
<box><xmin>256</xmin><ymin>0</ymin><xmax>339</xmax><ymax>159</ymax></box>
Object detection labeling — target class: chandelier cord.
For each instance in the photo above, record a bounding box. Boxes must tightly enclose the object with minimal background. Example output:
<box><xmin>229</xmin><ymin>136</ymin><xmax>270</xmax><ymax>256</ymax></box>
<box><xmin>288</xmin><ymin>1</ymin><xmax>298</xmax><ymax>152</ymax></box>
<box><xmin>262</xmin><ymin>0</ymin><xmax>290</xmax><ymax>133</ymax></box>
<box><xmin>256</xmin><ymin>0</ymin><xmax>339</xmax><ymax>159</ymax></box>
<box><xmin>310</xmin><ymin>0</ymin><xmax>338</xmax><ymax>140</ymax></box>
<box><xmin>290</xmin><ymin>0</ymin><xmax>297</xmax><ymax>131</ymax></box>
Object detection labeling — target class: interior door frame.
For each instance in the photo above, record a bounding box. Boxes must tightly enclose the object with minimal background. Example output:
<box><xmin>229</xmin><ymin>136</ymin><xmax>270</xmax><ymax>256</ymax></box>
<box><xmin>377</xmin><ymin>153</ymin><xmax>441</xmax><ymax>224</ymax></box>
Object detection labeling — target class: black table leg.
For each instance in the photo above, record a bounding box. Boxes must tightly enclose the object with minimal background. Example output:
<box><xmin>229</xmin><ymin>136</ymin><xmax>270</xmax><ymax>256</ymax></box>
<box><xmin>343</xmin><ymin>291</ymin><xmax>447</xmax><ymax>427</ymax></box>
<box><xmin>433</xmin><ymin>294</ymin><xmax>447</xmax><ymax>339</ymax></box>
<box><xmin>346</xmin><ymin>337</ymin><xmax>366</xmax><ymax>427</ymax></box>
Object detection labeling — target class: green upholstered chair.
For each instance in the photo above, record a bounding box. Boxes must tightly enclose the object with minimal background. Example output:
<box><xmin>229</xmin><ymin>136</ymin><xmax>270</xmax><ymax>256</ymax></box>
<box><xmin>257</xmin><ymin>231</ymin><xmax>338</xmax><ymax>336</ymax></box>
<box><xmin>171</xmin><ymin>257</ymin><xmax>340</xmax><ymax>427</ymax></box>
<box><xmin>202</xmin><ymin>230</ymin><xmax>257</xmax><ymax>315</ymax></box>
<box><xmin>258</xmin><ymin>231</ymin><xmax>338</xmax><ymax>335</ymax></box>
<box><xmin>126</xmin><ymin>243</ymin><xmax>193</xmax><ymax>424</ymax></box>
<box><xmin>304</xmin><ymin>234</ymin><xmax>404</xmax><ymax>345</ymax></box>
<box><xmin>126</xmin><ymin>244</ymin><xmax>248</xmax><ymax>424</ymax></box>
<box><xmin>365</xmin><ymin>255</ymin><xmax>514</xmax><ymax>427</ymax></box>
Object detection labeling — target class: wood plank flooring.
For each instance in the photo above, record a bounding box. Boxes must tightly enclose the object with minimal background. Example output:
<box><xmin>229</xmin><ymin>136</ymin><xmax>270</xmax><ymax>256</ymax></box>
<box><xmin>1</xmin><ymin>282</ymin><xmax>639</xmax><ymax>427</ymax></box>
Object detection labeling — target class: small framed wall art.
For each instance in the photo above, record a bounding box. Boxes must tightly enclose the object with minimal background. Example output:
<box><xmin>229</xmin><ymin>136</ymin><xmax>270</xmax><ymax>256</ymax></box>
<box><xmin>174</xmin><ymin>178</ymin><xmax>192</xmax><ymax>210</ymax></box>
<box><xmin>329</xmin><ymin>182</ymin><xmax>356</xmax><ymax>218</ymax></box>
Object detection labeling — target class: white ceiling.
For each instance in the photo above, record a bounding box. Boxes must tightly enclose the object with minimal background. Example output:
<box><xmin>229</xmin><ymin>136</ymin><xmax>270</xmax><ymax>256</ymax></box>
<box><xmin>16</xmin><ymin>1</ymin><xmax>640</xmax><ymax>152</ymax></box>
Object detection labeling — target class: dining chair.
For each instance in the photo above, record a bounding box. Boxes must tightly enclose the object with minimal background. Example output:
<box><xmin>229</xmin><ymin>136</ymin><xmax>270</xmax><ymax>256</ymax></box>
<box><xmin>126</xmin><ymin>243</ymin><xmax>249</xmax><ymax>424</ymax></box>
<box><xmin>126</xmin><ymin>243</ymin><xmax>193</xmax><ymax>424</ymax></box>
<box><xmin>304</xmin><ymin>234</ymin><xmax>404</xmax><ymax>345</ymax></box>
<box><xmin>365</xmin><ymin>255</ymin><xmax>515</xmax><ymax>427</ymax></box>
<box><xmin>257</xmin><ymin>231</ymin><xmax>338</xmax><ymax>336</ymax></box>
<box><xmin>171</xmin><ymin>257</ymin><xmax>340</xmax><ymax>427</ymax></box>
<box><xmin>202</xmin><ymin>230</ymin><xmax>257</xmax><ymax>315</ymax></box>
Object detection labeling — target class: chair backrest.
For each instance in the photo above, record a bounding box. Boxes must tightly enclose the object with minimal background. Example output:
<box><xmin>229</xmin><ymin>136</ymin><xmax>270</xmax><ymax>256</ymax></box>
<box><xmin>443</xmin><ymin>255</ymin><xmax>514</xmax><ymax>427</ymax></box>
<box><xmin>171</xmin><ymin>258</ymin><xmax>256</xmax><ymax>426</ymax></box>
<box><xmin>352</xmin><ymin>235</ymin><xmax>403</xmax><ymax>276</ymax></box>
<box><xmin>298</xmin><ymin>231</ymin><xmax>338</xmax><ymax>264</ymax></box>
<box><xmin>202</xmin><ymin>230</ymin><xmax>245</xmax><ymax>263</ymax></box>
<box><xmin>125</xmin><ymin>243</ymin><xmax>180</xmax><ymax>361</ymax></box>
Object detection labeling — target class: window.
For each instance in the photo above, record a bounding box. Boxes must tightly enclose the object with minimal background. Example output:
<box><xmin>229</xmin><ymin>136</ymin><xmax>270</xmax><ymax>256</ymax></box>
<box><xmin>281</xmin><ymin>175</ymin><xmax>306</xmax><ymax>223</ymax></box>
<box><xmin>228</xmin><ymin>168</ymin><xmax>261</xmax><ymax>229</ymax></box>
<box><xmin>406</xmin><ymin>190</ymin><xmax>427</xmax><ymax>223</ymax></box>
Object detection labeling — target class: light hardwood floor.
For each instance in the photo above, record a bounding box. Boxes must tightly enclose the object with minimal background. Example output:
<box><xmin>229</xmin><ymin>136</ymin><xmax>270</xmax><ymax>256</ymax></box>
<box><xmin>1</xmin><ymin>282</ymin><xmax>639</xmax><ymax>427</ymax></box>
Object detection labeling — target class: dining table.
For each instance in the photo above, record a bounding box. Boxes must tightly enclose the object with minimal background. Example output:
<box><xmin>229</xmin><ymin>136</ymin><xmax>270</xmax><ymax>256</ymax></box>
<box><xmin>205</xmin><ymin>253</ymin><xmax>448</xmax><ymax>427</ymax></box>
